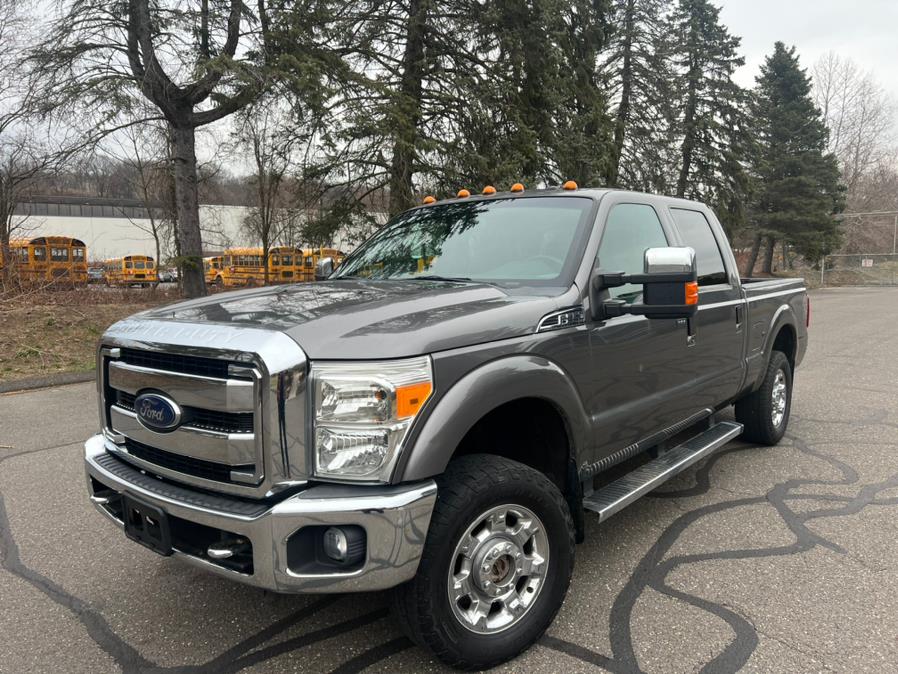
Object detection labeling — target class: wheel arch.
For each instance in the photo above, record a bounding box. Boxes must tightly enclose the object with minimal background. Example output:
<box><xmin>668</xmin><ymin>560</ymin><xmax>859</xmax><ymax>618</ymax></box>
<box><xmin>755</xmin><ymin>305</ymin><xmax>798</xmax><ymax>389</ymax></box>
<box><xmin>395</xmin><ymin>354</ymin><xmax>591</xmax><ymax>487</ymax></box>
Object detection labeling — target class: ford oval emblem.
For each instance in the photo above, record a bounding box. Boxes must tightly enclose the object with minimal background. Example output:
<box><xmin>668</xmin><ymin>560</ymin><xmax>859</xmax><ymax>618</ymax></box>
<box><xmin>134</xmin><ymin>392</ymin><xmax>182</xmax><ymax>432</ymax></box>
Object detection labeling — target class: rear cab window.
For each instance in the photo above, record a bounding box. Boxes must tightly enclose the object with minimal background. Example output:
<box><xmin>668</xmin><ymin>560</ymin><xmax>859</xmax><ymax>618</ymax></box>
<box><xmin>669</xmin><ymin>208</ymin><xmax>729</xmax><ymax>286</ymax></box>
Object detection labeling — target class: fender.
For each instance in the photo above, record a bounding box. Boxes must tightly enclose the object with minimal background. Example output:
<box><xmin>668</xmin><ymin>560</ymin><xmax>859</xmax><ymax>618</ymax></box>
<box><xmin>394</xmin><ymin>354</ymin><xmax>592</xmax><ymax>483</ymax></box>
<box><xmin>753</xmin><ymin>303</ymin><xmax>798</xmax><ymax>389</ymax></box>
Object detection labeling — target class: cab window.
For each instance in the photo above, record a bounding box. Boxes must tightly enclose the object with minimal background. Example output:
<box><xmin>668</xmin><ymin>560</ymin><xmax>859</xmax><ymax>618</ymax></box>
<box><xmin>125</xmin><ymin>260</ymin><xmax>133</xmax><ymax>269</ymax></box>
<box><xmin>670</xmin><ymin>208</ymin><xmax>728</xmax><ymax>286</ymax></box>
<box><xmin>50</xmin><ymin>247</ymin><xmax>70</xmax><ymax>262</ymax></box>
<box><xmin>281</xmin><ymin>254</ymin><xmax>292</xmax><ymax>266</ymax></box>
<box><xmin>597</xmin><ymin>203</ymin><xmax>668</xmax><ymax>301</ymax></box>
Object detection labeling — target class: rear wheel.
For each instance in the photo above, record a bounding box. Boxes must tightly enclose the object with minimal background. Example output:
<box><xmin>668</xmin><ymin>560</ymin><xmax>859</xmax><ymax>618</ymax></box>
<box><xmin>735</xmin><ymin>350</ymin><xmax>792</xmax><ymax>445</ymax></box>
<box><xmin>392</xmin><ymin>454</ymin><xmax>574</xmax><ymax>670</ymax></box>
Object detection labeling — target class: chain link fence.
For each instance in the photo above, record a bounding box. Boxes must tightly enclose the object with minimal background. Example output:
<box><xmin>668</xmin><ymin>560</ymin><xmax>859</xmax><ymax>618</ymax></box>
<box><xmin>820</xmin><ymin>211</ymin><xmax>898</xmax><ymax>287</ymax></box>
<box><xmin>821</xmin><ymin>253</ymin><xmax>898</xmax><ymax>286</ymax></box>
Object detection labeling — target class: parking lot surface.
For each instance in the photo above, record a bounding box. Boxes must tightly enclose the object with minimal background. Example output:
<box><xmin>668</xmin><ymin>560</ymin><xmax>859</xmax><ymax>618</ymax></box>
<box><xmin>2</xmin><ymin>287</ymin><xmax>897</xmax><ymax>673</ymax></box>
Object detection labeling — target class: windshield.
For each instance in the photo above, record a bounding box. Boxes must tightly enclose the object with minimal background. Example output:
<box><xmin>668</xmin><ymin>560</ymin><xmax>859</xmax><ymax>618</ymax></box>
<box><xmin>333</xmin><ymin>197</ymin><xmax>594</xmax><ymax>285</ymax></box>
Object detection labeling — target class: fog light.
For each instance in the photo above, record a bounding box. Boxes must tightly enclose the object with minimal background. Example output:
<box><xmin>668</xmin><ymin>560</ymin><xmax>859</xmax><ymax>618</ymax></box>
<box><xmin>323</xmin><ymin>527</ymin><xmax>349</xmax><ymax>562</ymax></box>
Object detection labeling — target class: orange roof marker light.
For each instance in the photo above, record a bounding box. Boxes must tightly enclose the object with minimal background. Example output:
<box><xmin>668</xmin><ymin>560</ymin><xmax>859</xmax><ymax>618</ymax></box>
<box><xmin>510</xmin><ymin>182</ymin><xmax>525</xmax><ymax>193</ymax></box>
<box><xmin>562</xmin><ymin>180</ymin><xmax>578</xmax><ymax>191</ymax></box>
<box><xmin>457</xmin><ymin>188</ymin><xmax>471</xmax><ymax>198</ymax></box>
<box><xmin>482</xmin><ymin>185</ymin><xmax>497</xmax><ymax>195</ymax></box>
<box><xmin>422</xmin><ymin>195</ymin><xmax>436</xmax><ymax>204</ymax></box>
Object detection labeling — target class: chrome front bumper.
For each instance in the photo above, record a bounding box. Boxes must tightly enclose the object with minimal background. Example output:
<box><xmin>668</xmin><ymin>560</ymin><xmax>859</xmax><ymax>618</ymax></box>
<box><xmin>84</xmin><ymin>434</ymin><xmax>437</xmax><ymax>593</ymax></box>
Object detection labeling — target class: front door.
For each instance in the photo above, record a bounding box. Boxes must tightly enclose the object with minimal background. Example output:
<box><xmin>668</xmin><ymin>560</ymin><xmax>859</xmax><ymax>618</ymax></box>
<box><xmin>585</xmin><ymin>199</ymin><xmax>696</xmax><ymax>462</ymax></box>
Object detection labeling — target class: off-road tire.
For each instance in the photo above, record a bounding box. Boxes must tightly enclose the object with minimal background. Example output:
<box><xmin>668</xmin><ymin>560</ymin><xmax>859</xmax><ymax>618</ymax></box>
<box><xmin>735</xmin><ymin>350</ymin><xmax>792</xmax><ymax>445</ymax></box>
<box><xmin>391</xmin><ymin>454</ymin><xmax>574</xmax><ymax>670</ymax></box>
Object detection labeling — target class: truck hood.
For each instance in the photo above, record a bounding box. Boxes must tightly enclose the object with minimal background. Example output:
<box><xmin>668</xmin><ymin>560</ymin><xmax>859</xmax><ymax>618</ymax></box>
<box><xmin>139</xmin><ymin>280</ymin><xmax>563</xmax><ymax>359</ymax></box>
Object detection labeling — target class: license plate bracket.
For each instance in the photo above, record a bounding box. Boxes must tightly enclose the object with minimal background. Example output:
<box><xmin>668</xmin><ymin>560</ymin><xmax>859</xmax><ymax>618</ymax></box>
<box><xmin>122</xmin><ymin>494</ymin><xmax>173</xmax><ymax>556</ymax></box>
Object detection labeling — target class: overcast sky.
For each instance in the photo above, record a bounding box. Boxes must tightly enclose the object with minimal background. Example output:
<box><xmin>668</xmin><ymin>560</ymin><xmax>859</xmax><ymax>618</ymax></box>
<box><xmin>719</xmin><ymin>0</ymin><xmax>898</xmax><ymax>109</ymax></box>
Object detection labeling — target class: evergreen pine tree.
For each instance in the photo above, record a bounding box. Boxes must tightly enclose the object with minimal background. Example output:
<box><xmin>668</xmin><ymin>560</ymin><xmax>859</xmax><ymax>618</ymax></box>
<box><xmin>668</xmin><ymin>0</ymin><xmax>749</xmax><ymax>210</ymax></box>
<box><xmin>745</xmin><ymin>42</ymin><xmax>844</xmax><ymax>274</ymax></box>
<box><xmin>600</xmin><ymin>0</ymin><xmax>675</xmax><ymax>189</ymax></box>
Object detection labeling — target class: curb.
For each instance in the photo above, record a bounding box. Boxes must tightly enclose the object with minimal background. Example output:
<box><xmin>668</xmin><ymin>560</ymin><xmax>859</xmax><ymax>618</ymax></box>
<box><xmin>0</xmin><ymin>371</ymin><xmax>96</xmax><ymax>394</ymax></box>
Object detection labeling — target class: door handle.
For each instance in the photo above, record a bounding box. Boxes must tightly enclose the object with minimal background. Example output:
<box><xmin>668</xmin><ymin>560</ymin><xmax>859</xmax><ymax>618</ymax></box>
<box><xmin>735</xmin><ymin>305</ymin><xmax>743</xmax><ymax>327</ymax></box>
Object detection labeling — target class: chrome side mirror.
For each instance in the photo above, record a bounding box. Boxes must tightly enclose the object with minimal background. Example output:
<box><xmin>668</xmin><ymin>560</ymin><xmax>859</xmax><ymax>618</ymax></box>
<box><xmin>644</xmin><ymin>246</ymin><xmax>696</xmax><ymax>275</ymax></box>
<box><xmin>590</xmin><ymin>246</ymin><xmax>698</xmax><ymax>320</ymax></box>
<box><xmin>315</xmin><ymin>257</ymin><xmax>334</xmax><ymax>281</ymax></box>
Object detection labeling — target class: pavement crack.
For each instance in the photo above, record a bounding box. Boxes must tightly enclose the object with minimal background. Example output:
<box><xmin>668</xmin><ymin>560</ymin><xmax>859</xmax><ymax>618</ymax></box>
<box><xmin>0</xmin><ymin>489</ymin><xmax>157</xmax><ymax>672</ymax></box>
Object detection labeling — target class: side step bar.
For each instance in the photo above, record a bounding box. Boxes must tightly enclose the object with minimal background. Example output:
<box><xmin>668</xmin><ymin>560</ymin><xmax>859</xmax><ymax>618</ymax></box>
<box><xmin>582</xmin><ymin>421</ymin><xmax>743</xmax><ymax>522</ymax></box>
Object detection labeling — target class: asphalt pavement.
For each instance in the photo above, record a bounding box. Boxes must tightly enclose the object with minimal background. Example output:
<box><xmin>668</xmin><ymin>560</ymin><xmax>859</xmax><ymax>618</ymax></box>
<box><xmin>1</xmin><ymin>287</ymin><xmax>897</xmax><ymax>673</ymax></box>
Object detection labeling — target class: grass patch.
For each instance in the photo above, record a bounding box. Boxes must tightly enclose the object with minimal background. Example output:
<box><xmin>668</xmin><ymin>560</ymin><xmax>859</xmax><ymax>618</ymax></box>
<box><xmin>0</xmin><ymin>287</ymin><xmax>176</xmax><ymax>383</ymax></box>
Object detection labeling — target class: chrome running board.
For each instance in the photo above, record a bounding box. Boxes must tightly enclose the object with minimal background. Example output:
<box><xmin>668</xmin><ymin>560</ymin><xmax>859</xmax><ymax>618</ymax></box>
<box><xmin>582</xmin><ymin>421</ymin><xmax>743</xmax><ymax>522</ymax></box>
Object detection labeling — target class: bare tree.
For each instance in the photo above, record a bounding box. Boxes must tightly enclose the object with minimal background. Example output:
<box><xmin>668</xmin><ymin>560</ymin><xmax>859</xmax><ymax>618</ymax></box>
<box><xmin>29</xmin><ymin>0</ymin><xmax>283</xmax><ymax>297</ymax></box>
<box><xmin>0</xmin><ymin>0</ymin><xmax>51</xmax><ymax>283</ymax></box>
<box><xmin>106</xmin><ymin>120</ymin><xmax>178</xmax><ymax>268</ymax></box>
<box><xmin>814</xmin><ymin>52</ymin><xmax>896</xmax><ymax>199</ymax></box>
<box><xmin>233</xmin><ymin>98</ymin><xmax>298</xmax><ymax>284</ymax></box>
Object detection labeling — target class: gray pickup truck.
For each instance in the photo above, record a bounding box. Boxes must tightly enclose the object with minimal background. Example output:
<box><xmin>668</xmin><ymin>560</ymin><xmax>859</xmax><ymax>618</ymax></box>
<box><xmin>84</xmin><ymin>186</ymin><xmax>807</xmax><ymax>669</ymax></box>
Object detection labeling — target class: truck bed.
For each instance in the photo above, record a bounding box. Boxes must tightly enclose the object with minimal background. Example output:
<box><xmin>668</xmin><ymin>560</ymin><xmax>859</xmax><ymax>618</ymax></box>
<box><xmin>740</xmin><ymin>276</ymin><xmax>806</xmax><ymax>298</ymax></box>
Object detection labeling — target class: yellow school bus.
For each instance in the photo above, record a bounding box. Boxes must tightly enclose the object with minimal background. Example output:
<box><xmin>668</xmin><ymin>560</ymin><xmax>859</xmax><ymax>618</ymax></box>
<box><xmin>299</xmin><ymin>247</ymin><xmax>346</xmax><ymax>281</ymax></box>
<box><xmin>0</xmin><ymin>236</ymin><xmax>88</xmax><ymax>284</ymax></box>
<box><xmin>204</xmin><ymin>256</ymin><xmax>223</xmax><ymax>285</ymax></box>
<box><xmin>209</xmin><ymin>247</ymin><xmax>308</xmax><ymax>287</ymax></box>
<box><xmin>268</xmin><ymin>246</ymin><xmax>307</xmax><ymax>283</ymax></box>
<box><xmin>102</xmin><ymin>255</ymin><xmax>159</xmax><ymax>287</ymax></box>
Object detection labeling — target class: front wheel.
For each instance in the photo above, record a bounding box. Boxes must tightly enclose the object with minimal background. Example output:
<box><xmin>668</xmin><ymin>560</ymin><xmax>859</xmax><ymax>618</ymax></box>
<box><xmin>392</xmin><ymin>454</ymin><xmax>574</xmax><ymax>670</ymax></box>
<box><xmin>735</xmin><ymin>350</ymin><xmax>792</xmax><ymax>445</ymax></box>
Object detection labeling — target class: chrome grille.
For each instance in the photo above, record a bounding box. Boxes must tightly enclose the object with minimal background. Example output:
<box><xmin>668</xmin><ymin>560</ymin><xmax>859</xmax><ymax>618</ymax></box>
<box><xmin>123</xmin><ymin>438</ymin><xmax>253</xmax><ymax>483</ymax></box>
<box><xmin>101</xmin><ymin>348</ymin><xmax>265</xmax><ymax>490</ymax></box>
<box><xmin>116</xmin><ymin>391</ymin><xmax>254</xmax><ymax>434</ymax></box>
<box><xmin>96</xmin><ymin>318</ymin><xmax>310</xmax><ymax>498</ymax></box>
<box><xmin>119</xmin><ymin>347</ymin><xmax>231</xmax><ymax>379</ymax></box>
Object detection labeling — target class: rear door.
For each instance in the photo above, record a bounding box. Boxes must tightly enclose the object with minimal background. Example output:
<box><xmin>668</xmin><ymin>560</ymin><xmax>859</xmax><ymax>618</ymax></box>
<box><xmin>667</xmin><ymin>206</ymin><xmax>745</xmax><ymax>408</ymax></box>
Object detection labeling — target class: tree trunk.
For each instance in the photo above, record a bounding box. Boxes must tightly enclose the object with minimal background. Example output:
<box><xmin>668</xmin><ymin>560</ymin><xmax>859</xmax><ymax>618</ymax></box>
<box><xmin>781</xmin><ymin>241</ymin><xmax>793</xmax><ymax>270</ymax></box>
<box><xmin>1</xmin><ymin>220</ymin><xmax>10</xmax><ymax>286</ymax></box>
<box><xmin>744</xmin><ymin>233</ymin><xmax>762</xmax><ymax>276</ymax></box>
<box><xmin>388</xmin><ymin>0</ymin><xmax>427</xmax><ymax>217</ymax></box>
<box><xmin>676</xmin><ymin>65</ymin><xmax>699</xmax><ymax>197</ymax></box>
<box><xmin>1</xmin><ymin>181</ymin><xmax>14</xmax><ymax>285</ymax></box>
<box><xmin>169</xmin><ymin>124</ymin><xmax>206</xmax><ymax>298</ymax></box>
<box><xmin>761</xmin><ymin>236</ymin><xmax>775</xmax><ymax>274</ymax></box>
<box><xmin>607</xmin><ymin>0</ymin><xmax>636</xmax><ymax>187</ymax></box>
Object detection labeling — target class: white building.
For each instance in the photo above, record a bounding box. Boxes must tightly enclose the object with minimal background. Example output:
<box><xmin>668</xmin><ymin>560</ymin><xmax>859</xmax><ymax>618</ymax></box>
<box><xmin>11</xmin><ymin>197</ymin><xmax>376</xmax><ymax>263</ymax></box>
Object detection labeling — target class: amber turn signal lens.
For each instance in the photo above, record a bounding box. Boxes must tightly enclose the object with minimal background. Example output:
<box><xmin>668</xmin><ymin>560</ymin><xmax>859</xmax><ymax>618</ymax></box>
<box><xmin>685</xmin><ymin>281</ymin><xmax>699</xmax><ymax>305</ymax></box>
<box><xmin>422</xmin><ymin>195</ymin><xmax>436</xmax><ymax>204</ymax></box>
<box><xmin>510</xmin><ymin>182</ymin><xmax>525</xmax><ymax>193</ymax></box>
<box><xmin>482</xmin><ymin>185</ymin><xmax>496</xmax><ymax>195</ymax></box>
<box><xmin>396</xmin><ymin>381</ymin><xmax>433</xmax><ymax>419</ymax></box>
<box><xmin>457</xmin><ymin>189</ymin><xmax>471</xmax><ymax>198</ymax></box>
<box><xmin>562</xmin><ymin>180</ymin><xmax>578</xmax><ymax>191</ymax></box>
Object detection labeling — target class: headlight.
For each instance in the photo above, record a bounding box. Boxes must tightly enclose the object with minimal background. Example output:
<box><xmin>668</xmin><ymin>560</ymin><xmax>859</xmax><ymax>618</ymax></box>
<box><xmin>311</xmin><ymin>357</ymin><xmax>433</xmax><ymax>481</ymax></box>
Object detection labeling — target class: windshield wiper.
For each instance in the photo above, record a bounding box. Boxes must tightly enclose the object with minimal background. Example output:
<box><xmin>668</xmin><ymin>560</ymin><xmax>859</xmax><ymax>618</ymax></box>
<box><xmin>407</xmin><ymin>274</ymin><xmax>474</xmax><ymax>283</ymax></box>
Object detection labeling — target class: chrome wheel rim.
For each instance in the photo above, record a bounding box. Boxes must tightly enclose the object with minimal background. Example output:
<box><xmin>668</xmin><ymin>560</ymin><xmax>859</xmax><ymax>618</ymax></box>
<box><xmin>771</xmin><ymin>370</ymin><xmax>787</xmax><ymax>428</ymax></box>
<box><xmin>447</xmin><ymin>504</ymin><xmax>549</xmax><ymax>634</ymax></box>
